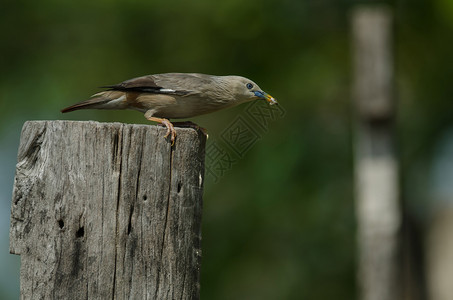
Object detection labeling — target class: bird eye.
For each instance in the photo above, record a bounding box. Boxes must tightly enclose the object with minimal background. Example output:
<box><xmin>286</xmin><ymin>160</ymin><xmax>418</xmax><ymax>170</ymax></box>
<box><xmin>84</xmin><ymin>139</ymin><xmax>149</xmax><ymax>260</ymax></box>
<box><xmin>246</xmin><ymin>83</ymin><xmax>253</xmax><ymax>90</ymax></box>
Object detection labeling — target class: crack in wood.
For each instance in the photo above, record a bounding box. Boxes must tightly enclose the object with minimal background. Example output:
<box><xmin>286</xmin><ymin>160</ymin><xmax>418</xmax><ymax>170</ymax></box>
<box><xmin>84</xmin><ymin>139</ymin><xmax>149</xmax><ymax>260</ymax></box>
<box><xmin>154</xmin><ymin>141</ymin><xmax>175</xmax><ymax>299</ymax></box>
<box><xmin>111</xmin><ymin>125</ymin><xmax>124</xmax><ymax>299</ymax></box>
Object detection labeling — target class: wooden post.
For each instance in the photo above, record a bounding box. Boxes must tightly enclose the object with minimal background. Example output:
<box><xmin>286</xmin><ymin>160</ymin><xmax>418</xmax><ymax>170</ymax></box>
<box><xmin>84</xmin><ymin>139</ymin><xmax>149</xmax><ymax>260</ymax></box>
<box><xmin>352</xmin><ymin>5</ymin><xmax>401</xmax><ymax>300</ymax></box>
<box><xmin>9</xmin><ymin>120</ymin><xmax>205</xmax><ymax>299</ymax></box>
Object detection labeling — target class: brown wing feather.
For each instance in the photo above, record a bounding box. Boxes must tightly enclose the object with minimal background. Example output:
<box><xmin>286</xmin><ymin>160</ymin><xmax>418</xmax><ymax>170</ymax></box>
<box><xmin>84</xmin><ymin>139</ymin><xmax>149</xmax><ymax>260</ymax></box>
<box><xmin>102</xmin><ymin>75</ymin><xmax>161</xmax><ymax>91</ymax></box>
<box><xmin>101</xmin><ymin>74</ymin><xmax>195</xmax><ymax>96</ymax></box>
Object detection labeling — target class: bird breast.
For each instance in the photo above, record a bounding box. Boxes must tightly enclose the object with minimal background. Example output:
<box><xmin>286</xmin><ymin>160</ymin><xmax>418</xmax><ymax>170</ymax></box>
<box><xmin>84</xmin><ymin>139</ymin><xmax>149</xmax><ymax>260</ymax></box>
<box><xmin>127</xmin><ymin>93</ymin><xmax>237</xmax><ymax>119</ymax></box>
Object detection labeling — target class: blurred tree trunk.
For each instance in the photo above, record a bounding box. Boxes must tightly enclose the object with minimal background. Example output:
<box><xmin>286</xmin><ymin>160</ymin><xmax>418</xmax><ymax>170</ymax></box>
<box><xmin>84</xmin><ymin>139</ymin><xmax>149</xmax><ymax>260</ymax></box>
<box><xmin>352</xmin><ymin>6</ymin><xmax>402</xmax><ymax>300</ymax></box>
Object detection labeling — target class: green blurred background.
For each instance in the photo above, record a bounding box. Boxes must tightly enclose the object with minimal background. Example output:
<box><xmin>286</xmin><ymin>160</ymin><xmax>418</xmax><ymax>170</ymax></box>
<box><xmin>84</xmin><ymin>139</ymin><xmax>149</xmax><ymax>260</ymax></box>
<box><xmin>1</xmin><ymin>0</ymin><xmax>453</xmax><ymax>299</ymax></box>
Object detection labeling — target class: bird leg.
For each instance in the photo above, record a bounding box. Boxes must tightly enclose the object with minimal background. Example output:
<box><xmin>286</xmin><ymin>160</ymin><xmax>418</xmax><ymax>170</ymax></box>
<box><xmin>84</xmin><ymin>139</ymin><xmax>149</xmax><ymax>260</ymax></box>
<box><xmin>146</xmin><ymin>116</ymin><xmax>176</xmax><ymax>145</ymax></box>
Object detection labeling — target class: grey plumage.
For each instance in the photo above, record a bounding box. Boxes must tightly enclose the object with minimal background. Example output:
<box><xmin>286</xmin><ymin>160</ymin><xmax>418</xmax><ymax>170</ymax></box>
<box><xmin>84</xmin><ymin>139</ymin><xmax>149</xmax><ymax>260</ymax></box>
<box><xmin>61</xmin><ymin>73</ymin><xmax>277</xmax><ymax>144</ymax></box>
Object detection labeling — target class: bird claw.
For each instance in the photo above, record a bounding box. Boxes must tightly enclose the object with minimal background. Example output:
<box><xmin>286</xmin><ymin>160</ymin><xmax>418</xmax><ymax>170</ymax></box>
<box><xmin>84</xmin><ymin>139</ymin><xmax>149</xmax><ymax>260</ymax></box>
<box><xmin>145</xmin><ymin>116</ymin><xmax>177</xmax><ymax>146</ymax></box>
<box><xmin>161</xmin><ymin>120</ymin><xmax>176</xmax><ymax>146</ymax></box>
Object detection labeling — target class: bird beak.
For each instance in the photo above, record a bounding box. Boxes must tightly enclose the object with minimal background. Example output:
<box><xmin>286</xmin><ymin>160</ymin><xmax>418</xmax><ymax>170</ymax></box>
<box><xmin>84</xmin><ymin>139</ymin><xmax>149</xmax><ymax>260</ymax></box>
<box><xmin>254</xmin><ymin>91</ymin><xmax>278</xmax><ymax>105</ymax></box>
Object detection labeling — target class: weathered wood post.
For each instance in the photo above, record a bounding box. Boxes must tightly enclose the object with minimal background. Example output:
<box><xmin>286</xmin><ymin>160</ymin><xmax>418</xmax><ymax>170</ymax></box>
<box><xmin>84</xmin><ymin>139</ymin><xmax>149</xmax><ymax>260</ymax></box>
<box><xmin>9</xmin><ymin>120</ymin><xmax>205</xmax><ymax>299</ymax></box>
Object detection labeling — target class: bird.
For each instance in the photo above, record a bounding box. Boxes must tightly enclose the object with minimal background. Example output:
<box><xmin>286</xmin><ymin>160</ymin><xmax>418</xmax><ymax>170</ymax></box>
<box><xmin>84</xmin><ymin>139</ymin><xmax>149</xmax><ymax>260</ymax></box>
<box><xmin>61</xmin><ymin>73</ymin><xmax>278</xmax><ymax>144</ymax></box>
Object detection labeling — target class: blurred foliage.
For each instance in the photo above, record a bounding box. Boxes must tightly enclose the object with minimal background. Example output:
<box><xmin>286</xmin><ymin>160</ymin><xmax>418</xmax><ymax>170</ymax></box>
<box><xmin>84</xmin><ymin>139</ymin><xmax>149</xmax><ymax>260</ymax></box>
<box><xmin>0</xmin><ymin>0</ymin><xmax>452</xmax><ymax>299</ymax></box>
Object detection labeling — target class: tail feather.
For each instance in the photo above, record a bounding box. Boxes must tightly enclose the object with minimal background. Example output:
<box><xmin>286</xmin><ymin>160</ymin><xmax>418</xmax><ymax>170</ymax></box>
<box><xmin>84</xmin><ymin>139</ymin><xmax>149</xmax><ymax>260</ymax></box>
<box><xmin>61</xmin><ymin>91</ymin><xmax>126</xmax><ymax>113</ymax></box>
<box><xmin>61</xmin><ymin>97</ymin><xmax>110</xmax><ymax>113</ymax></box>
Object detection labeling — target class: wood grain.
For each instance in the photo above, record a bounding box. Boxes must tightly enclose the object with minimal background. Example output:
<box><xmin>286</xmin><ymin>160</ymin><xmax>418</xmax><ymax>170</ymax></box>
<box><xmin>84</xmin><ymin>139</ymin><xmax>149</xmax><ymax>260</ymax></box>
<box><xmin>10</xmin><ymin>120</ymin><xmax>205</xmax><ymax>299</ymax></box>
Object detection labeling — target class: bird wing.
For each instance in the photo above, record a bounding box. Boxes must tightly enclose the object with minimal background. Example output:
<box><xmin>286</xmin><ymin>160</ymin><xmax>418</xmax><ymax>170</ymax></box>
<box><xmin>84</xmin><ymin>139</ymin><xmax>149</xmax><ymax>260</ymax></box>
<box><xmin>101</xmin><ymin>73</ymin><xmax>212</xmax><ymax>96</ymax></box>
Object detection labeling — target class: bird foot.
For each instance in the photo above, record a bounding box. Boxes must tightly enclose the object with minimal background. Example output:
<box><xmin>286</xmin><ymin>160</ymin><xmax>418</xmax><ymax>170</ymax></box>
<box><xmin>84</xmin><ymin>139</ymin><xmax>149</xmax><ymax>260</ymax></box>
<box><xmin>161</xmin><ymin>119</ymin><xmax>176</xmax><ymax>145</ymax></box>
<box><xmin>146</xmin><ymin>116</ymin><xmax>176</xmax><ymax>146</ymax></box>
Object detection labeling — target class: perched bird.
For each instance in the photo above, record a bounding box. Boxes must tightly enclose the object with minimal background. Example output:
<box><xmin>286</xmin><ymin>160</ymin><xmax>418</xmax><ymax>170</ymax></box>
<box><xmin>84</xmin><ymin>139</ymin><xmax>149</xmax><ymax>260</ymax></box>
<box><xmin>61</xmin><ymin>73</ymin><xmax>278</xmax><ymax>144</ymax></box>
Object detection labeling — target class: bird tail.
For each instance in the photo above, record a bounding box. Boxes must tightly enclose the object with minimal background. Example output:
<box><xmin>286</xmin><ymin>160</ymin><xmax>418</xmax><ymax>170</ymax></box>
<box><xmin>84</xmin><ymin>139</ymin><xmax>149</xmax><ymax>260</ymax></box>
<box><xmin>61</xmin><ymin>91</ymin><xmax>126</xmax><ymax>113</ymax></box>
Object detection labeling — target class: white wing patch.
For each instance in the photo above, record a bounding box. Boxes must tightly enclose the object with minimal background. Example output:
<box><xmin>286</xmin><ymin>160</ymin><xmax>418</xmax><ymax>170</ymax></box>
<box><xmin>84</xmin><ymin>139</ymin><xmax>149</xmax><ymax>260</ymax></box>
<box><xmin>159</xmin><ymin>88</ymin><xmax>176</xmax><ymax>93</ymax></box>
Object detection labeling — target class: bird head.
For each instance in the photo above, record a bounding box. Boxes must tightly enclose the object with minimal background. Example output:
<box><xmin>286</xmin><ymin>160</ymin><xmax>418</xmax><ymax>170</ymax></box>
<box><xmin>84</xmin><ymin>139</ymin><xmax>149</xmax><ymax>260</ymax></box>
<box><xmin>230</xmin><ymin>76</ymin><xmax>278</xmax><ymax>105</ymax></box>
